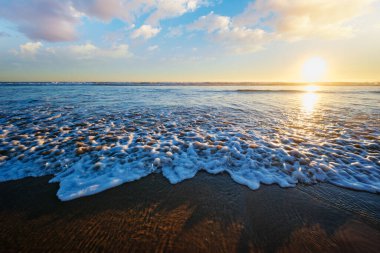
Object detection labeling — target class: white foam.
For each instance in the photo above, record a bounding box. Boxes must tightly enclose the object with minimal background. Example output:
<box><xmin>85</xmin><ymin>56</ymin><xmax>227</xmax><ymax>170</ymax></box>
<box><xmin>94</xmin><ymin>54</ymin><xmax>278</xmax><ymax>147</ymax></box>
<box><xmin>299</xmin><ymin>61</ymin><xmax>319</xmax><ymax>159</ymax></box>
<box><xmin>0</xmin><ymin>86</ymin><xmax>379</xmax><ymax>200</ymax></box>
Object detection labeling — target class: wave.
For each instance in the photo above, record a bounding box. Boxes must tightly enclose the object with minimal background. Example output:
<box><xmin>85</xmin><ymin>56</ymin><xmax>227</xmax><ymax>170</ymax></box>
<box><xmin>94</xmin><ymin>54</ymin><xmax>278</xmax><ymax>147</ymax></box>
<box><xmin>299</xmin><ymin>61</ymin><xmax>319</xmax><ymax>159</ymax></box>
<box><xmin>0</xmin><ymin>106</ymin><xmax>379</xmax><ymax>201</ymax></box>
<box><xmin>2</xmin><ymin>83</ymin><xmax>378</xmax><ymax>95</ymax></box>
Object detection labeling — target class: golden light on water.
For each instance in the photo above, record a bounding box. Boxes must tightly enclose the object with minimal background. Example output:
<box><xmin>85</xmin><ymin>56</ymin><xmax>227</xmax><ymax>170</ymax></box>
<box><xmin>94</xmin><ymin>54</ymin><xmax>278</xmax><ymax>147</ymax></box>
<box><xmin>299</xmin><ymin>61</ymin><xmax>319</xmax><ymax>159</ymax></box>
<box><xmin>302</xmin><ymin>85</ymin><xmax>319</xmax><ymax>114</ymax></box>
<box><xmin>302</xmin><ymin>57</ymin><xmax>327</xmax><ymax>82</ymax></box>
<box><xmin>302</xmin><ymin>93</ymin><xmax>318</xmax><ymax>114</ymax></box>
<box><xmin>301</xmin><ymin>56</ymin><xmax>323</xmax><ymax>113</ymax></box>
<box><xmin>304</xmin><ymin>85</ymin><xmax>319</xmax><ymax>92</ymax></box>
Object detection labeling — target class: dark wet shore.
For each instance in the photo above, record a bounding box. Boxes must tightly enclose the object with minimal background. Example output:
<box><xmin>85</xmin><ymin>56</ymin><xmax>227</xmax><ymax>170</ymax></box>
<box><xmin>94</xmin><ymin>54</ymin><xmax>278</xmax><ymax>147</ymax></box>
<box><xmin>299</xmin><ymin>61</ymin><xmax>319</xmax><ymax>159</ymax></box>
<box><xmin>0</xmin><ymin>172</ymin><xmax>379</xmax><ymax>253</ymax></box>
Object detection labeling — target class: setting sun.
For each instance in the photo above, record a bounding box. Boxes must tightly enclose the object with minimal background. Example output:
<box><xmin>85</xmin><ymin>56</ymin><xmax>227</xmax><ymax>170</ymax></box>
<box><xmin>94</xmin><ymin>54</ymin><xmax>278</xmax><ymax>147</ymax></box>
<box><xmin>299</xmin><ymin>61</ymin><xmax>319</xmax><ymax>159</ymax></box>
<box><xmin>302</xmin><ymin>57</ymin><xmax>327</xmax><ymax>82</ymax></box>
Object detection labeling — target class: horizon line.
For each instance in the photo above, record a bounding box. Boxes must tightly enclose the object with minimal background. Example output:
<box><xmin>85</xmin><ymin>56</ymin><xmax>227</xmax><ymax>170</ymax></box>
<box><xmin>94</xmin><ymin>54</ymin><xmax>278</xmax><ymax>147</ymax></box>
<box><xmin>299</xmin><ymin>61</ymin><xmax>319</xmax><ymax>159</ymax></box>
<box><xmin>0</xmin><ymin>81</ymin><xmax>379</xmax><ymax>86</ymax></box>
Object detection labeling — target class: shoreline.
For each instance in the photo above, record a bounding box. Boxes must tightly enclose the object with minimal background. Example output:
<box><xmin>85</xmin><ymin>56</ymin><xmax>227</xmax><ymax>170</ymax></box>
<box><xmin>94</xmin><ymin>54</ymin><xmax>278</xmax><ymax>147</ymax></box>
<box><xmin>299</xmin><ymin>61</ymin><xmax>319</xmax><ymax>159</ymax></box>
<box><xmin>1</xmin><ymin>172</ymin><xmax>379</xmax><ymax>252</ymax></box>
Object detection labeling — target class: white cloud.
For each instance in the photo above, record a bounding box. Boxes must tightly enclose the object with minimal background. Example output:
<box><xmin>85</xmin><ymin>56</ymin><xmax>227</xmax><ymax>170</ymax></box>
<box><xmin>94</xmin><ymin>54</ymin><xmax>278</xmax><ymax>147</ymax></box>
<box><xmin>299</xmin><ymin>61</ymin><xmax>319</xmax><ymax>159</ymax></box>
<box><xmin>131</xmin><ymin>25</ymin><xmax>161</xmax><ymax>40</ymax></box>
<box><xmin>189</xmin><ymin>12</ymin><xmax>269</xmax><ymax>53</ymax></box>
<box><xmin>14</xmin><ymin>42</ymin><xmax>131</xmax><ymax>60</ymax></box>
<box><xmin>68</xmin><ymin>43</ymin><xmax>131</xmax><ymax>59</ymax></box>
<box><xmin>146</xmin><ymin>0</ymin><xmax>209</xmax><ymax>25</ymax></box>
<box><xmin>69</xmin><ymin>43</ymin><xmax>98</xmax><ymax>55</ymax></box>
<box><xmin>234</xmin><ymin>0</ymin><xmax>377</xmax><ymax>41</ymax></box>
<box><xmin>105</xmin><ymin>44</ymin><xmax>131</xmax><ymax>58</ymax></box>
<box><xmin>148</xmin><ymin>45</ymin><xmax>159</xmax><ymax>51</ymax></box>
<box><xmin>15</xmin><ymin>42</ymin><xmax>43</xmax><ymax>57</ymax></box>
<box><xmin>0</xmin><ymin>0</ymin><xmax>212</xmax><ymax>42</ymax></box>
<box><xmin>188</xmin><ymin>11</ymin><xmax>230</xmax><ymax>33</ymax></box>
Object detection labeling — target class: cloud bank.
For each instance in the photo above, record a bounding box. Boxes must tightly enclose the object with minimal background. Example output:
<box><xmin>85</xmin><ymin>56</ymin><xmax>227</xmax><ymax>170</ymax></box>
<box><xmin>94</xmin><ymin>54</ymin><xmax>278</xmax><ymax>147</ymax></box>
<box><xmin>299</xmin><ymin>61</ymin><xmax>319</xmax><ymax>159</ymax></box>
<box><xmin>67</xmin><ymin>43</ymin><xmax>131</xmax><ymax>59</ymax></box>
<box><xmin>189</xmin><ymin>0</ymin><xmax>377</xmax><ymax>53</ymax></box>
<box><xmin>0</xmin><ymin>0</ymin><xmax>80</xmax><ymax>42</ymax></box>
<box><xmin>0</xmin><ymin>0</ymin><xmax>377</xmax><ymax>55</ymax></box>
<box><xmin>234</xmin><ymin>0</ymin><xmax>376</xmax><ymax>41</ymax></box>
<box><xmin>12</xmin><ymin>41</ymin><xmax>131</xmax><ymax>60</ymax></box>
<box><xmin>0</xmin><ymin>0</ymin><xmax>209</xmax><ymax>42</ymax></box>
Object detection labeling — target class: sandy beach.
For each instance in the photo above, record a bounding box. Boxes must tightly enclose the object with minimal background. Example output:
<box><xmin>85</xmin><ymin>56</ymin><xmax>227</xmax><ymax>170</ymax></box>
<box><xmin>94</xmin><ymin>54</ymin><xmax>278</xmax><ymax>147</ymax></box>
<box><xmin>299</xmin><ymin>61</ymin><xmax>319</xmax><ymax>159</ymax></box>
<box><xmin>1</xmin><ymin>172</ymin><xmax>379</xmax><ymax>252</ymax></box>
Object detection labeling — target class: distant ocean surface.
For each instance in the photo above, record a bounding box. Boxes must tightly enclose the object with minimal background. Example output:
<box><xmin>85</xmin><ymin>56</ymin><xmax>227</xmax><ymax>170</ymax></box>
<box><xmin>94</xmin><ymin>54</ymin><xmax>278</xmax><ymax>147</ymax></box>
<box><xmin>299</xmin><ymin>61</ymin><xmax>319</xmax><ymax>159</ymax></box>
<box><xmin>0</xmin><ymin>83</ymin><xmax>379</xmax><ymax>200</ymax></box>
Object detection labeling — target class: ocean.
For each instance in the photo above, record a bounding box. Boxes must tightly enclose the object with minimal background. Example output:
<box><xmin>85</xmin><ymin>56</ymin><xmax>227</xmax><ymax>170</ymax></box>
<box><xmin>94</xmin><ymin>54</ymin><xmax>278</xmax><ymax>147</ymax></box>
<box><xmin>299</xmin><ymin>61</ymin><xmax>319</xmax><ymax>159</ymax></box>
<box><xmin>0</xmin><ymin>83</ymin><xmax>379</xmax><ymax>200</ymax></box>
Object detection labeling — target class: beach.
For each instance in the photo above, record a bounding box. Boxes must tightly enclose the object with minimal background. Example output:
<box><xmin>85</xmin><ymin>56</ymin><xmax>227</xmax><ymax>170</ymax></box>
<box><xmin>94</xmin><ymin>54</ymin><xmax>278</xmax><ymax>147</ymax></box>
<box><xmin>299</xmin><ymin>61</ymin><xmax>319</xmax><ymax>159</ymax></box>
<box><xmin>1</xmin><ymin>172</ymin><xmax>379</xmax><ymax>252</ymax></box>
<box><xmin>1</xmin><ymin>0</ymin><xmax>380</xmax><ymax>251</ymax></box>
<box><xmin>0</xmin><ymin>84</ymin><xmax>379</xmax><ymax>252</ymax></box>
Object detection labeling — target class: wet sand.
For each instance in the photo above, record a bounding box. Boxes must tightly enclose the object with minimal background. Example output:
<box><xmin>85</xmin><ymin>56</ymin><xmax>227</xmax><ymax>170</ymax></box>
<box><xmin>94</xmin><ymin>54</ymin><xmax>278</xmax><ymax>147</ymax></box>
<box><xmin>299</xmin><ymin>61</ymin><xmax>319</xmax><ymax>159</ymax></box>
<box><xmin>0</xmin><ymin>172</ymin><xmax>379</xmax><ymax>253</ymax></box>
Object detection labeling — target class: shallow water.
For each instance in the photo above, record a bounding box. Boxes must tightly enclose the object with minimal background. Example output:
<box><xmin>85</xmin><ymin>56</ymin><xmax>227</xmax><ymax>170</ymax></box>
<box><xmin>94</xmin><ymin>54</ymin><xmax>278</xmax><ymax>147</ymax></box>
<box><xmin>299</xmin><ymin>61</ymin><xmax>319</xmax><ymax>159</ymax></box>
<box><xmin>0</xmin><ymin>84</ymin><xmax>379</xmax><ymax>200</ymax></box>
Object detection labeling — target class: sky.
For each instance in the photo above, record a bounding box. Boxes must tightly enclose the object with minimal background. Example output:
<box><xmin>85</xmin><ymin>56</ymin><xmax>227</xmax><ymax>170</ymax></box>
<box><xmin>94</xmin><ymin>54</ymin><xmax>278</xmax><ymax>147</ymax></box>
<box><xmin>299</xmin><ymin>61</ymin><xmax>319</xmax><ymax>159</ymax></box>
<box><xmin>0</xmin><ymin>0</ymin><xmax>380</xmax><ymax>82</ymax></box>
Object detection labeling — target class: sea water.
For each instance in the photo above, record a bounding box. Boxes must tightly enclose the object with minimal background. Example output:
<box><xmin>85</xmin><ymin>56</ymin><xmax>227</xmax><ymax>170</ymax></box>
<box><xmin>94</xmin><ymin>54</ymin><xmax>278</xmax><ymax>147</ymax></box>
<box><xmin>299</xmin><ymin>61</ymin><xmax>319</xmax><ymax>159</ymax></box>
<box><xmin>0</xmin><ymin>84</ymin><xmax>379</xmax><ymax>200</ymax></box>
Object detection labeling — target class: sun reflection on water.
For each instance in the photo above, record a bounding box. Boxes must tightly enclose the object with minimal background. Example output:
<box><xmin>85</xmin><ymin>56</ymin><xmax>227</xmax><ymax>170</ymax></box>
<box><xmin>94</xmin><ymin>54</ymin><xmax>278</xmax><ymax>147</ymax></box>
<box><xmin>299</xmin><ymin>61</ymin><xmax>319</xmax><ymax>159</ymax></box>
<box><xmin>304</xmin><ymin>85</ymin><xmax>319</xmax><ymax>92</ymax></box>
<box><xmin>302</xmin><ymin>86</ymin><xmax>319</xmax><ymax>114</ymax></box>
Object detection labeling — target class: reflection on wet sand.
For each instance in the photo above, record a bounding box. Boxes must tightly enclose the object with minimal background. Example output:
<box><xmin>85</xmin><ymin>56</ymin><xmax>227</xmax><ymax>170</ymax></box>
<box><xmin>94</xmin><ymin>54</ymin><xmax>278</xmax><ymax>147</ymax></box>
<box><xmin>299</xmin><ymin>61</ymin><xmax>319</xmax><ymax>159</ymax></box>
<box><xmin>0</xmin><ymin>173</ymin><xmax>379</xmax><ymax>252</ymax></box>
<box><xmin>278</xmin><ymin>221</ymin><xmax>380</xmax><ymax>253</ymax></box>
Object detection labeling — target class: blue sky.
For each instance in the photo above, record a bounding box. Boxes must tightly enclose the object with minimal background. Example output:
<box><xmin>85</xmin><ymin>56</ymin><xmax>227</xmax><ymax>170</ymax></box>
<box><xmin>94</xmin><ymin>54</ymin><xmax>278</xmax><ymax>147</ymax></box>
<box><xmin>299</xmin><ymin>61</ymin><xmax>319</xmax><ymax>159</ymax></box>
<box><xmin>0</xmin><ymin>0</ymin><xmax>379</xmax><ymax>82</ymax></box>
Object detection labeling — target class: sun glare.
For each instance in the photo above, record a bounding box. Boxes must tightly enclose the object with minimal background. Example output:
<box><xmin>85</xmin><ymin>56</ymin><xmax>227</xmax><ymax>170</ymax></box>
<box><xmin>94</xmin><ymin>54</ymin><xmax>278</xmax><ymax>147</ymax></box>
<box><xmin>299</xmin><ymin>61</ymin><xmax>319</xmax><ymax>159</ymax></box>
<box><xmin>304</xmin><ymin>85</ymin><xmax>319</xmax><ymax>92</ymax></box>
<box><xmin>302</xmin><ymin>93</ymin><xmax>318</xmax><ymax>114</ymax></box>
<box><xmin>302</xmin><ymin>57</ymin><xmax>327</xmax><ymax>82</ymax></box>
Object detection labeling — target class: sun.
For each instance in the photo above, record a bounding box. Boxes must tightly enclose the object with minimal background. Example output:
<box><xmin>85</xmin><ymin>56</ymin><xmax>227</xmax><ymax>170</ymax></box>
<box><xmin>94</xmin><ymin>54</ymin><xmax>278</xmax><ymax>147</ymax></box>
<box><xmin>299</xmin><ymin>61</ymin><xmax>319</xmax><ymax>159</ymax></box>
<box><xmin>302</xmin><ymin>57</ymin><xmax>327</xmax><ymax>83</ymax></box>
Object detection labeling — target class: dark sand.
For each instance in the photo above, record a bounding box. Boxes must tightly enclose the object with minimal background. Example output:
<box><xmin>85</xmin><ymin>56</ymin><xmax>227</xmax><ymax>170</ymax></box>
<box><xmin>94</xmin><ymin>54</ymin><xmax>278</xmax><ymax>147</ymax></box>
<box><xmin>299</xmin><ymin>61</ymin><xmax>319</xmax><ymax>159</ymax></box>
<box><xmin>0</xmin><ymin>172</ymin><xmax>379</xmax><ymax>253</ymax></box>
